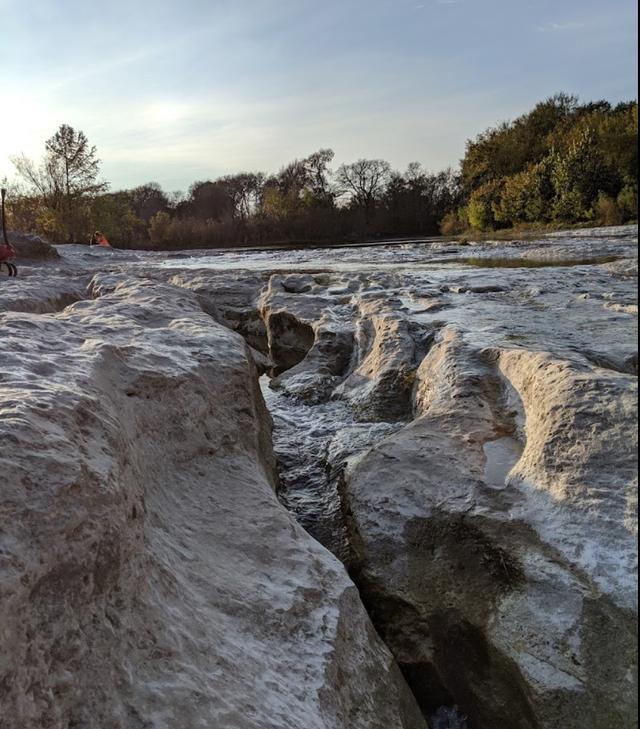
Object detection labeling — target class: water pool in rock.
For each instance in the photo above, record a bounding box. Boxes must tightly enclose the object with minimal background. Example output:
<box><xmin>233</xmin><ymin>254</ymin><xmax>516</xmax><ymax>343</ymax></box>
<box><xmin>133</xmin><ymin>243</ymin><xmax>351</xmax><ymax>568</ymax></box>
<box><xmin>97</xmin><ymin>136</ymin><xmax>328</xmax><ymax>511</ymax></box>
<box><xmin>483</xmin><ymin>437</ymin><xmax>524</xmax><ymax>488</ymax></box>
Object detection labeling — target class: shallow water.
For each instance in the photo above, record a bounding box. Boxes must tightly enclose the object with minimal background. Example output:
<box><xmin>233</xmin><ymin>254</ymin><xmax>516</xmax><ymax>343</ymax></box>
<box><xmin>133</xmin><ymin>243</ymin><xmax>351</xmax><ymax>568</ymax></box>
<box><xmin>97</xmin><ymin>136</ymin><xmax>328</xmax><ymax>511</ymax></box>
<box><xmin>128</xmin><ymin>224</ymin><xmax>634</xmax><ymax>275</ymax></box>
<box><xmin>260</xmin><ymin>376</ymin><xmax>355</xmax><ymax>559</ymax></box>
<box><xmin>456</xmin><ymin>255</ymin><xmax>620</xmax><ymax>269</ymax></box>
<box><xmin>483</xmin><ymin>437</ymin><xmax>524</xmax><ymax>488</ymax></box>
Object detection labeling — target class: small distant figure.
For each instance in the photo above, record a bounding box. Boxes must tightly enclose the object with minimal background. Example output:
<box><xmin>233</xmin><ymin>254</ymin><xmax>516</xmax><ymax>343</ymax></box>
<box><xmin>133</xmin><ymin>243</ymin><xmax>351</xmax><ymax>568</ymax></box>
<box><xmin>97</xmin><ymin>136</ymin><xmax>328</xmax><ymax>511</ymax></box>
<box><xmin>90</xmin><ymin>230</ymin><xmax>112</xmax><ymax>248</ymax></box>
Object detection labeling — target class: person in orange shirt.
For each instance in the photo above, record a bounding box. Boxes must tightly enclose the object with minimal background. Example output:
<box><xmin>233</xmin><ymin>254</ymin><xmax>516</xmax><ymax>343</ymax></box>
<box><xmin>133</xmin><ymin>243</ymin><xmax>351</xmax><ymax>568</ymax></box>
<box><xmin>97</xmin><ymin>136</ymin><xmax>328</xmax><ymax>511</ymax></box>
<box><xmin>92</xmin><ymin>230</ymin><xmax>111</xmax><ymax>247</ymax></box>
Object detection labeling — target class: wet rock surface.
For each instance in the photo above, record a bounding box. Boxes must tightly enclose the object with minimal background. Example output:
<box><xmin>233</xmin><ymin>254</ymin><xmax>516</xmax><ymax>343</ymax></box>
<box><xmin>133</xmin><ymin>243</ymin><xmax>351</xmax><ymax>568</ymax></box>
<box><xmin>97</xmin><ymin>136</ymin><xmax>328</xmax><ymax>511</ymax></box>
<box><xmin>1</xmin><ymin>226</ymin><xmax>637</xmax><ymax>728</ymax></box>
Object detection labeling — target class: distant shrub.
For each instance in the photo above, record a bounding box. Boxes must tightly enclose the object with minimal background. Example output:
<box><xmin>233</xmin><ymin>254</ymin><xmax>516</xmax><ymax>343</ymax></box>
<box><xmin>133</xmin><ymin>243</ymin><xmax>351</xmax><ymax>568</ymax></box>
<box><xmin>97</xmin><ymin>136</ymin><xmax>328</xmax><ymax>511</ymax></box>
<box><xmin>594</xmin><ymin>193</ymin><xmax>623</xmax><ymax>226</ymax></box>
<box><xmin>617</xmin><ymin>183</ymin><xmax>638</xmax><ymax>220</ymax></box>
<box><xmin>439</xmin><ymin>209</ymin><xmax>466</xmax><ymax>236</ymax></box>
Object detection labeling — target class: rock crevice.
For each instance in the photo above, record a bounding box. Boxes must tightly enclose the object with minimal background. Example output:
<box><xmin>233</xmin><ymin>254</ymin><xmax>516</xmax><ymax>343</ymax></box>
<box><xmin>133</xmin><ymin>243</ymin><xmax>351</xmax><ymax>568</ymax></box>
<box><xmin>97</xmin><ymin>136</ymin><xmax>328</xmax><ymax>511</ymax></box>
<box><xmin>0</xmin><ymin>273</ymin><xmax>427</xmax><ymax>729</ymax></box>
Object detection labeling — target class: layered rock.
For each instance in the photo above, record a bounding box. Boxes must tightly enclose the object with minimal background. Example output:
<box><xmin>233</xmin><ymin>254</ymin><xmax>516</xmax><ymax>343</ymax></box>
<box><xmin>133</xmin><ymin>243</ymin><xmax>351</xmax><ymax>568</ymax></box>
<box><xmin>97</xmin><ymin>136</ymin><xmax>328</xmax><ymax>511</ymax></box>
<box><xmin>0</xmin><ymin>272</ymin><xmax>87</xmax><ymax>314</ymax></box>
<box><xmin>0</xmin><ymin>274</ymin><xmax>426</xmax><ymax>729</ymax></box>
<box><xmin>170</xmin><ymin>269</ymin><xmax>271</xmax><ymax>356</ymax></box>
<box><xmin>5</xmin><ymin>229</ymin><xmax>633</xmax><ymax>729</ymax></box>
<box><xmin>334</xmin><ymin>297</ymin><xmax>435</xmax><ymax>421</ymax></box>
<box><xmin>256</xmin><ymin>272</ymin><xmax>436</xmax><ymax>412</ymax></box>
<box><xmin>341</xmin><ymin>328</ymin><xmax>638</xmax><ymax>729</ymax></box>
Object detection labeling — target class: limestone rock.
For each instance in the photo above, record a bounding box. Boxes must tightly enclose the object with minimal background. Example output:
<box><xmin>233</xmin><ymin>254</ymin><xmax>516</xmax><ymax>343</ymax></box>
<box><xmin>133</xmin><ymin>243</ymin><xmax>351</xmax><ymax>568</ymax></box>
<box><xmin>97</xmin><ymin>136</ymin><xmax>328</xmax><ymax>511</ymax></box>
<box><xmin>0</xmin><ymin>273</ymin><xmax>87</xmax><ymax>314</ymax></box>
<box><xmin>342</xmin><ymin>328</ymin><xmax>638</xmax><ymax>729</ymax></box>
<box><xmin>0</xmin><ymin>274</ymin><xmax>426</xmax><ymax>729</ymax></box>
<box><xmin>170</xmin><ymin>270</ymin><xmax>270</xmax><ymax>354</ymax></box>
<box><xmin>335</xmin><ymin>299</ymin><xmax>436</xmax><ymax>421</ymax></box>
<box><xmin>271</xmin><ymin>317</ymin><xmax>355</xmax><ymax>403</ymax></box>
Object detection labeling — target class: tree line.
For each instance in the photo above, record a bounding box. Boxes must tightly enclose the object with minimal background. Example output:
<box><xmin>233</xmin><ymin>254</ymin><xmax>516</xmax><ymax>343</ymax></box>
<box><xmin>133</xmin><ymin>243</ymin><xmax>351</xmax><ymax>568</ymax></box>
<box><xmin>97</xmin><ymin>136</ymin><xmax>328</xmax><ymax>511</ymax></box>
<box><xmin>443</xmin><ymin>93</ymin><xmax>638</xmax><ymax>233</ymax></box>
<box><xmin>5</xmin><ymin>132</ymin><xmax>460</xmax><ymax>248</ymax></box>
<box><xmin>3</xmin><ymin>94</ymin><xmax>637</xmax><ymax>249</ymax></box>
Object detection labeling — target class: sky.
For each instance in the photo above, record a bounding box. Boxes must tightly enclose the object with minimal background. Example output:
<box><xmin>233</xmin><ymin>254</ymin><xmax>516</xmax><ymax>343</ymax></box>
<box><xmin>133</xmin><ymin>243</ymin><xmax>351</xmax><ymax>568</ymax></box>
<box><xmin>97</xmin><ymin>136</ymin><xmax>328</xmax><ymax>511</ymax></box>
<box><xmin>0</xmin><ymin>0</ymin><xmax>637</xmax><ymax>192</ymax></box>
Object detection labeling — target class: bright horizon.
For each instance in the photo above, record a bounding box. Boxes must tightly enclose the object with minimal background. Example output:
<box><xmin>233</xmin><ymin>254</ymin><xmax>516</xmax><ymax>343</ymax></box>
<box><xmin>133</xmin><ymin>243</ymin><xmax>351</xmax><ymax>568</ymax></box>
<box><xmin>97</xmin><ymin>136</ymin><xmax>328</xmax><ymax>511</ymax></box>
<box><xmin>1</xmin><ymin>0</ymin><xmax>637</xmax><ymax>192</ymax></box>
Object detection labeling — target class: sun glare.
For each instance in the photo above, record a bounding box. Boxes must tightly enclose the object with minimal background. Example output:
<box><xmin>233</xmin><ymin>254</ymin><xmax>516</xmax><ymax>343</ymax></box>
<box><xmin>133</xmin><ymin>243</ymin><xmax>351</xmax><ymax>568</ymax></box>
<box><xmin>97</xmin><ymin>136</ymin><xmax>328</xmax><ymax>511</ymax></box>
<box><xmin>0</xmin><ymin>92</ymin><xmax>55</xmax><ymax>179</ymax></box>
<box><xmin>143</xmin><ymin>102</ymin><xmax>189</xmax><ymax>127</ymax></box>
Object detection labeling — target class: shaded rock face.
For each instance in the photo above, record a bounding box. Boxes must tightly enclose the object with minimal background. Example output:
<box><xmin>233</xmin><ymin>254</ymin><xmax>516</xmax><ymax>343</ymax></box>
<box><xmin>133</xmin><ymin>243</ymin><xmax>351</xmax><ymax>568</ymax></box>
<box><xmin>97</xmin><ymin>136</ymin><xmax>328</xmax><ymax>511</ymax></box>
<box><xmin>342</xmin><ymin>330</ymin><xmax>638</xmax><ymax>729</ymax></box>
<box><xmin>0</xmin><ymin>274</ymin><xmax>426</xmax><ymax>729</ymax></box>
<box><xmin>265</xmin><ymin>309</ymin><xmax>316</xmax><ymax>373</ymax></box>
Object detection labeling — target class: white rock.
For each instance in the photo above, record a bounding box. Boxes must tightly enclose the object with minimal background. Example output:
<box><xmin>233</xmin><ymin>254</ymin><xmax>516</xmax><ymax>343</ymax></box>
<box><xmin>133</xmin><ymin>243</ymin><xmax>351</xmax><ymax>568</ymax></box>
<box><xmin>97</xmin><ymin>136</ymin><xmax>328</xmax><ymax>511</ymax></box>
<box><xmin>0</xmin><ymin>273</ymin><xmax>425</xmax><ymax>729</ymax></box>
<box><xmin>342</xmin><ymin>329</ymin><xmax>638</xmax><ymax>729</ymax></box>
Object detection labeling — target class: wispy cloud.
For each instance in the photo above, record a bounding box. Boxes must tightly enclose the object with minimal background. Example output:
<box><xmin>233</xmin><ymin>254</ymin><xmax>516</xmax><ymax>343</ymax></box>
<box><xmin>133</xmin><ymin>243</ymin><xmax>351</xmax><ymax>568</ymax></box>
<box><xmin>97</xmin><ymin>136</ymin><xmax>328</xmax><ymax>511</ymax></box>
<box><xmin>1</xmin><ymin>0</ymin><xmax>636</xmax><ymax>189</ymax></box>
<box><xmin>537</xmin><ymin>20</ymin><xmax>587</xmax><ymax>32</ymax></box>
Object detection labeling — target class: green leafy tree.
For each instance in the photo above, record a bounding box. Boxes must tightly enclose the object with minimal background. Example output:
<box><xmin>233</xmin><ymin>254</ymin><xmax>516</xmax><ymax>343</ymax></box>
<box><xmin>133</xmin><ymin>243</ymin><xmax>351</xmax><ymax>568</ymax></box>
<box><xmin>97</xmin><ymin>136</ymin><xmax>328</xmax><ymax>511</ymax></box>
<box><xmin>494</xmin><ymin>158</ymin><xmax>554</xmax><ymax>226</ymax></box>
<box><xmin>467</xmin><ymin>180</ymin><xmax>502</xmax><ymax>230</ymax></box>
<box><xmin>461</xmin><ymin>93</ymin><xmax>577</xmax><ymax>193</ymax></box>
<box><xmin>551</xmin><ymin>127</ymin><xmax>613</xmax><ymax>221</ymax></box>
<box><xmin>458</xmin><ymin>94</ymin><xmax>637</xmax><ymax>229</ymax></box>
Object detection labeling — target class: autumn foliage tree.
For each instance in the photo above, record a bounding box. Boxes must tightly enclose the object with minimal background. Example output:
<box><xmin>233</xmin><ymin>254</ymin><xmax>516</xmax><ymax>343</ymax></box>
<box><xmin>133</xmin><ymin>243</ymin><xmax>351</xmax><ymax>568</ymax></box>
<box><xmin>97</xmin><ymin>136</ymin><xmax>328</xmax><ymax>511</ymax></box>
<box><xmin>456</xmin><ymin>95</ymin><xmax>638</xmax><ymax>231</ymax></box>
<box><xmin>12</xmin><ymin>124</ymin><xmax>107</xmax><ymax>241</ymax></box>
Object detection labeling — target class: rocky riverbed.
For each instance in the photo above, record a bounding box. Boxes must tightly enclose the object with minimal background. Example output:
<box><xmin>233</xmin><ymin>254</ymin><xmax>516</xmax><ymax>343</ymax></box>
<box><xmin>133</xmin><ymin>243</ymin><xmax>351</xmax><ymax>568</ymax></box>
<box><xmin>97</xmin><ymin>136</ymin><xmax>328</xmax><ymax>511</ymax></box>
<box><xmin>0</xmin><ymin>226</ymin><xmax>637</xmax><ymax>729</ymax></box>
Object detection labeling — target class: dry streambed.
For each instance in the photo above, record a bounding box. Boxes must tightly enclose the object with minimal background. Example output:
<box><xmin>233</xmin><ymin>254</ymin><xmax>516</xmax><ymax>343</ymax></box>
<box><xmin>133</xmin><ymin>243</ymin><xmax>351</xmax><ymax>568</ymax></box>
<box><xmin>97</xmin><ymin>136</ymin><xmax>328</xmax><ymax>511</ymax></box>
<box><xmin>1</xmin><ymin>228</ymin><xmax>638</xmax><ymax>729</ymax></box>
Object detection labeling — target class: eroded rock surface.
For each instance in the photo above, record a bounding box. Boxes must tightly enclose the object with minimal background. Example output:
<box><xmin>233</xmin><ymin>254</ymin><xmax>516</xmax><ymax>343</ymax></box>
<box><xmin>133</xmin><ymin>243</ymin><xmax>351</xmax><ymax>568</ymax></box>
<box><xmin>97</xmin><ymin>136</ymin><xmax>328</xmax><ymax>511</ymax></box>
<box><xmin>1</xmin><ymin>226</ymin><xmax>637</xmax><ymax>729</ymax></box>
<box><xmin>159</xmin><ymin>227</ymin><xmax>637</xmax><ymax>729</ymax></box>
<box><xmin>343</xmin><ymin>330</ymin><xmax>638</xmax><ymax>728</ymax></box>
<box><xmin>0</xmin><ymin>273</ymin><xmax>425</xmax><ymax>729</ymax></box>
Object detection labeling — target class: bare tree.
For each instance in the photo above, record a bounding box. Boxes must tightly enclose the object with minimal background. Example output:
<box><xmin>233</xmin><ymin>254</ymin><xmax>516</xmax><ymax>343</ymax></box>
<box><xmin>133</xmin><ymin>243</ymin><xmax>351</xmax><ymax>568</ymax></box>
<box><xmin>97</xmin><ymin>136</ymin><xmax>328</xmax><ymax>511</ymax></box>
<box><xmin>219</xmin><ymin>173</ymin><xmax>265</xmax><ymax>221</ymax></box>
<box><xmin>45</xmin><ymin>125</ymin><xmax>107</xmax><ymax>200</ymax></box>
<box><xmin>336</xmin><ymin>158</ymin><xmax>391</xmax><ymax>209</ymax></box>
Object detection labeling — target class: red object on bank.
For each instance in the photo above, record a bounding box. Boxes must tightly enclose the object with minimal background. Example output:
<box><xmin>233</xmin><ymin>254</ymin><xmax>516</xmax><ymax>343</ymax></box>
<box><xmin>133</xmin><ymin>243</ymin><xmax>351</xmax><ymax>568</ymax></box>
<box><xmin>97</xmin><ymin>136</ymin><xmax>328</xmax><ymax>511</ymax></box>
<box><xmin>0</xmin><ymin>242</ymin><xmax>15</xmax><ymax>262</ymax></box>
